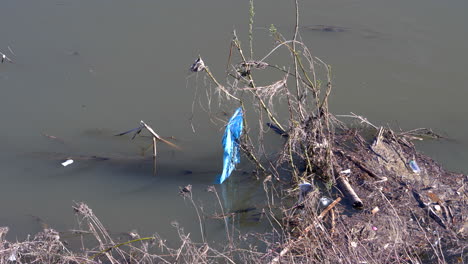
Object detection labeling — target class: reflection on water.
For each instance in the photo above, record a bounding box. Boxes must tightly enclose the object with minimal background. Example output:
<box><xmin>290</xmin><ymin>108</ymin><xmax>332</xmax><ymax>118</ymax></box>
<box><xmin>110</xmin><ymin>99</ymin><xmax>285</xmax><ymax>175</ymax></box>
<box><xmin>0</xmin><ymin>0</ymin><xmax>467</xmax><ymax>245</ymax></box>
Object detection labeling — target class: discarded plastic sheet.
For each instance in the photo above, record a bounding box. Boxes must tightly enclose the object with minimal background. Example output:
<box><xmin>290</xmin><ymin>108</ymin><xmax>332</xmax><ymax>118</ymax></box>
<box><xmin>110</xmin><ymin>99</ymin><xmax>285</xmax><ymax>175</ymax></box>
<box><xmin>409</xmin><ymin>160</ymin><xmax>421</xmax><ymax>174</ymax></box>
<box><xmin>61</xmin><ymin>159</ymin><xmax>74</xmax><ymax>167</ymax></box>
<box><xmin>298</xmin><ymin>182</ymin><xmax>313</xmax><ymax>203</ymax></box>
<box><xmin>218</xmin><ymin>107</ymin><xmax>243</xmax><ymax>184</ymax></box>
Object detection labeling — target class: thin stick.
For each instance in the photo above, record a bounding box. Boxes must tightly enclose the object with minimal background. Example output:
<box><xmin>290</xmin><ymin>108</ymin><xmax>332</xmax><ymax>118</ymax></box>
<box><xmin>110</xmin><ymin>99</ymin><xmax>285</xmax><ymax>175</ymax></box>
<box><xmin>336</xmin><ymin>150</ymin><xmax>384</xmax><ymax>180</ymax></box>
<box><xmin>337</xmin><ymin>112</ymin><xmax>379</xmax><ymax>130</ymax></box>
<box><xmin>140</xmin><ymin>120</ymin><xmax>182</xmax><ymax>150</ymax></box>
<box><xmin>85</xmin><ymin>237</ymin><xmax>155</xmax><ymax>263</ymax></box>
<box><xmin>7</xmin><ymin>46</ymin><xmax>15</xmax><ymax>56</ymax></box>
<box><xmin>292</xmin><ymin>0</ymin><xmax>305</xmax><ymax>121</ymax></box>
<box><xmin>152</xmin><ymin>136</ymin><xmax>157</xmax><ymax>176</ymax></box>
<box><xmin>203</xmin><ymin>67</ymin><xmax>241</xmax><ymax>102</ymax></box>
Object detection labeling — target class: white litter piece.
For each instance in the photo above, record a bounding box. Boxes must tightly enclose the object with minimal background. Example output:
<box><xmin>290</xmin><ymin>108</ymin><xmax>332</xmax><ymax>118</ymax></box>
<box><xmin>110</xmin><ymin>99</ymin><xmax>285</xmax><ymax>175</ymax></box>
<box><xmin>8</xmin><ymin>252</ymin><xmax>16</xmax><ymax>261</ymax></box>
<box><xmin>319</xmin><ymin>197</ymin><xmax>333</xmax><ymax>208</ymax></box>
<box><xmin>61</xmin><ymin>159</ymin><xmax>74</xmax><ymax>167</ymax></box>
<box><xmin>340</xmin><ymin>169</ymin><xmax>351</xmax><ymax>174</ymax></box>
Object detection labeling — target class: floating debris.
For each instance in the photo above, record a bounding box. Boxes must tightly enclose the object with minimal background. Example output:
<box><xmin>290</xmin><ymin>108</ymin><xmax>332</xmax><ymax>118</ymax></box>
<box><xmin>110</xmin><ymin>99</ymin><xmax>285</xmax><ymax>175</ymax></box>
<box><xmin>409</xmin><ymin>160</ymin><xmax>421</xmax><ymax>174</ymax></box>
<box><xmin>114</xmin><ymin>124</ymin><xmax>144</xmax><ymax>140</ymax></box>
<box><xmin>266</xmin><ymin>122</ymin><xmax>288</xmax><ymax>137</ymax></box>
<box><xmin>219</xmin><ymin>107</ymin><xmax>243</xmax><ymax>184</ymax></box>
<box><xmin>302</xmin><ymin>25</ymin><xmax>348</xmax><ymax>33</ymax></box>
<box><xmin>179</xmin><ymin>184</ymin><xmax>192</xmax><ymax>198</ymax></box>
<box><xmin>340</xmin><ymin>169</ymin><xmax>351</xmax><ymax>174</ymax></box>
<box><xmin>61</xmin><ymin>159</ymin><xmax>74</xmax><ymax>167</ymax></box>
<box><xmin>190</xmin><ymin>57</ymin><xmax>206</xmax><ymax>72</ymax></box>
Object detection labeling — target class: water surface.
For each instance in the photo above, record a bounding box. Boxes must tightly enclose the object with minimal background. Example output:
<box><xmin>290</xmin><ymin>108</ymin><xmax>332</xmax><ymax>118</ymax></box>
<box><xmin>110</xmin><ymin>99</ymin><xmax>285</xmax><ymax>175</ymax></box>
<box><xmin>0</xmin><ymin>0</ymin><xmax>467</xmax><ymax>244</ymax></box>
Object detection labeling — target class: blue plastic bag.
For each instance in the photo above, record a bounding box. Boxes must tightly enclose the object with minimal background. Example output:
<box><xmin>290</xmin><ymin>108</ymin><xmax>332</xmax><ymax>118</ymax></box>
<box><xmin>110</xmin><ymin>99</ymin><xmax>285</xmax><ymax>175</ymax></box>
<box><xmin>218</xmin><ymin>107</ymin><xmax>243</xmax><ymax>184</ymax></box>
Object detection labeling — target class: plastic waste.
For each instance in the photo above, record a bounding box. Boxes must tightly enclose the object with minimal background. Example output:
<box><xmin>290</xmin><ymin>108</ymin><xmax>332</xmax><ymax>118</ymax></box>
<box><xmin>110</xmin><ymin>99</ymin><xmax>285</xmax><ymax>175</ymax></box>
<box><xmin>61</xmin><ymin>159</ymin><xmax>74</xmax><ymax>167</ymax></box>
<box><xmin>298</xmin><ymin>182</ymin><xmax>313</xmax><ymax>203</ymax></box>
<box><xmin>319</xmin><ymin>197</ymin><xmax>333</xmax><ymax>208</ymax></box>
<box><xmin>409</xmin><ymin>160</ymin><xmax>421</xmax><ymax>174</ymax></box>
<box><xmin>218</xmin><ymin>107</ymin><xmax>243</xmax><ymax>184</ymax></box>
<box><xmin>340</xmin><ymin>169</ymin><xmax>351</xmax><ymax>174</ymax></box>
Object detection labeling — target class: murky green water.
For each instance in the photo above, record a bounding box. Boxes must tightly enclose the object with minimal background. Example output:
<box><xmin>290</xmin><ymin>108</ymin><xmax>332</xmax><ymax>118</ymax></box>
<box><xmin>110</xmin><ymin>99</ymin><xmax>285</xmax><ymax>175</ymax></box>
<box><xmin>0</xmin><ymin>0</ymin><xmax>467</xmax><ymax>244</ymax></box>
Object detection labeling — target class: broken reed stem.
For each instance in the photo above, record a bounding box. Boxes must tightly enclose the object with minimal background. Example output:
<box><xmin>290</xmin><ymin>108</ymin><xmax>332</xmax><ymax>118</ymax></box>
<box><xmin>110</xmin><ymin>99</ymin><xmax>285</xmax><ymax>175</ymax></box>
<box><xmin>211</xmin><ymin>187</ymin><xmax>232</xmax><ymax>246</ymax></box>
<box><xmin>335</xmin><ymin>173</ymin><xmax>363</xmax><ymax>208</ymax></box>
<box><xmin>153</xmin><ymin>136</ymin><xmax>157</xmax><ymax>176</ymax></box>
<box><xmin>190</xmin><ymin>198</ymin><xmax>206</xmax><ymax>244</ymax></box>
<box><xmin>248</xmin><ymin>0</ymin><xmax>255</xmax><ymax>60</ymax></box>
<box><xmin>292</xmin><ymin>0</ymin><xmax>306</xmax><ymax>122</ymax></box>
<box><xmin>338</xmin><ymin>150</ymin><xmax>384</xmax><ymax>181</ymax></box>
<box><xmin>316</xmin><ymin>58</ymin><xmax>332</xmax><ymax>111</ymax></box>
<box><xmin>140</xmin><ymin>120</ymin><xmax>182</xmax><ymax>150</ymax></box>
<box><xmin>86</xmin><ymin>237</ymin><xmax>155</xmax><ymax>263</ymax></box>
<box><xmin>288</xmin><ymin>140</ymin><xmax>298</xmax><ymax>180</ymax></box>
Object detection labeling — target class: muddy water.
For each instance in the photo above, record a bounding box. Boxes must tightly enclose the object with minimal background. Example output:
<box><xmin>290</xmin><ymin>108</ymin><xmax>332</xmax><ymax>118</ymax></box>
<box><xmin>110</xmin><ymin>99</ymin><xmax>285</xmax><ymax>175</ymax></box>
<box><xmin>0</xmin><ymin>0</ymin><xmax>467</xmax><ymax>244</ymax></box>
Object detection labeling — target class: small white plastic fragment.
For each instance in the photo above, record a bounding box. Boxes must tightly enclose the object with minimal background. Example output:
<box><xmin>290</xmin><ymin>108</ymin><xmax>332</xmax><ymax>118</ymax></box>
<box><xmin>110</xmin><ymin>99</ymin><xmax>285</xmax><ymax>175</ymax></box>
<box><xmin>61</xmin><ymin>159</ymin><xmax>74</xmax><ymax>167</ymax></box>
<box><xmin>340</xmin><ymin>169</ymin><xmax>351</xmax><ymax>174</ymax></box>
<box><xmin>8</xmin><ymin>252</ymin><xmax>16</xmax><ymax>261</ymax></box>
<box><xmin>319</xmin><ymin>197</ymin><xmax>333</xmax><ymax>207</ymax></box>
